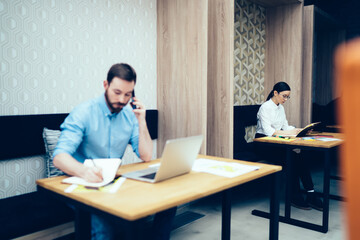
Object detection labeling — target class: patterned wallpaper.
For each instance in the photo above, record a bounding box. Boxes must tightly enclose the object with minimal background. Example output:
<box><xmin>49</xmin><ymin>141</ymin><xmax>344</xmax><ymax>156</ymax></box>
<box><xmin>234</xmin><ymin>0</ymin><xmax>266</xmax><ymax>141</ymax></box>
<box><xmin>0</xmin><ymin>156</ymin><xmax>46</xmax><ymax>197</ymax></box>
<box><xmin>0</xmin><ymin>0</ymin><xmax>157</xmax><ymax>115</ymax></box>
<box><xmin>0</xmin><ymin>0</ymin><xmax>157</xmax><ymax>199</ymax></box>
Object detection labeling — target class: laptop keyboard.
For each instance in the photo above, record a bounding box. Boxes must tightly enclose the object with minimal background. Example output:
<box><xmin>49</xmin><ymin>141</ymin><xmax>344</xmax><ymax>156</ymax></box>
<box><xmin>141</xmin><ymin>172</ymin><xmax>157</xmax><ymax>179</ymax></box>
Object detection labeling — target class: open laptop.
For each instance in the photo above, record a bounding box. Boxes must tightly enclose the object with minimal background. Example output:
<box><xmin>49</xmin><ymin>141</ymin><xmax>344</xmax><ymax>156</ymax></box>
<box><xmin>122</xmin><ymin>135</ymin><xmax>203</xmax><ymax>183</ymax></box>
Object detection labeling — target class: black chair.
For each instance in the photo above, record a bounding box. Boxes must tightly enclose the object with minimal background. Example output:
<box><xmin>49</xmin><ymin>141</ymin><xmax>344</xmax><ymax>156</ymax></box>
<box><xmin>312</xmin><ymin>98</ymin><xmax>339</xmax><ymax>132</ymax></box>
<box><xmin>233</xmin><ymin>105</ymin><xmax>261</xmax><ymax>161</ymax></box>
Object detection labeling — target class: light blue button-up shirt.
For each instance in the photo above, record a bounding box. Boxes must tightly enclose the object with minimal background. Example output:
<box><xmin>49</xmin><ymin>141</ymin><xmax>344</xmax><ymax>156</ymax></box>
<box><xmin>53</xmin><ymin>94</ymin><xmax>140</xmax><ymax>163</ymax></box>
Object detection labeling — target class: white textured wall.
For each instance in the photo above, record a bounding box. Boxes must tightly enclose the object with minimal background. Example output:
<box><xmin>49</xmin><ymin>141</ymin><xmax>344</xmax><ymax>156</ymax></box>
<box><xmin>0</xmin><ymin>0</ymin><xmax>157</xmax><ymax>199</ymax></box>
<box><xmin>0</xmin><ymin>0</ymin><xmax>157</xmax><ymax>115</ymax></box>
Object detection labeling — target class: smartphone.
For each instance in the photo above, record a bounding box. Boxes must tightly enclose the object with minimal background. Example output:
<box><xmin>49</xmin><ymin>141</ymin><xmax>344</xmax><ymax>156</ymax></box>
<box><xmin>130</xmin><ymin>90</ymin><xmax>136</xmax><ymax>109</ymax></box>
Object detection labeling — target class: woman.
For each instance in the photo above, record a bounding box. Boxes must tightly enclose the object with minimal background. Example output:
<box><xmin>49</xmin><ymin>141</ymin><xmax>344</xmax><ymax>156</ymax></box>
<box><xmin>255</xmin><ymin>82</ymin><xmax>323</xmax><ymax>211</ymax></box>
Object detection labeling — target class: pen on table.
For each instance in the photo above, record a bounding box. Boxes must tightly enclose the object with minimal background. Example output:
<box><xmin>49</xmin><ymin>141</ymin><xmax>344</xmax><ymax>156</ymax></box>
<box><xmin>278</xmin><ymin>136</ymin><xmax>289</xmax><ymax>139</ymax></box>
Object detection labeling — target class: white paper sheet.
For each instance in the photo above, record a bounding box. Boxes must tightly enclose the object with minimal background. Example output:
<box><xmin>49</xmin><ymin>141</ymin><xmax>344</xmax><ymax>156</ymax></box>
<box><xmin>192</xmin><ymin>158</ymin><xmax>260</xmax><ymax>178</ymax></box>
<box><xmin>62</xmin><ymin>158</ymin><xmax>121</xmax><ymax>187</ymax></box>
<box><xmin>316</xmin><ymin>137</ymin><xmax>341</xmax><ymax>142</ymax></box>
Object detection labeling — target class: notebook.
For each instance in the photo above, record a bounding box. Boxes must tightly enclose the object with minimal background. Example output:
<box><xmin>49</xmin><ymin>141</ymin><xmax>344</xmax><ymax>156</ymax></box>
<box><xmin>296</xmin><ymin>122</ymin><xmax>321</xmax><ymax>137</ymax></box>
<box><xmin>122</xmin><ymin>135</ymin><xmax>203</xmax><ymax>183</ymax></box>
<box><xmin>62</xmin><ymin>158</ymin><xmax>121</xmax><ymax>187</ymax></box>
<box><xmin>279</xmin><ymin>122</ymin><xmax>322</xmax><ymax>138</ymax></box>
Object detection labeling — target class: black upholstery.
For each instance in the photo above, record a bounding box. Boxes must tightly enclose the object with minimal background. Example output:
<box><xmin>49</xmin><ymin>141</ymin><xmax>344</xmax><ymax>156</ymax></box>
<box><xmin>0</xmin><ymin>110</ymin><xmax>158</xmax><ymax>238</ymax></box>
<box><xmin>0</xmin><ymin>110</ymin><xmax>158</xmax><ymax>161</ymax></box>
<box><xmin>233</xmin><ymin>105</ymin><xmax>261</xmax><ymax>161</ymax></box>
<box><xmin>312</xmin><ymin>98</ymin><xmax>339</xmax><ymax>132</ymax></box>
<box><xmin>0</xmin><ymin>192</ymin><xmax>75</xmax><ymax>239</ymax></box>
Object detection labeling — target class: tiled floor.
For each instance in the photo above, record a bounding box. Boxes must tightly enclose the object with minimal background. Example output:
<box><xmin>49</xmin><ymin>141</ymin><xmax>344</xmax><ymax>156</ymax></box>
<box><xmin>170</xmin><ymin>161</ymin><xmax>346</xmax><ymax>240</ymax></box>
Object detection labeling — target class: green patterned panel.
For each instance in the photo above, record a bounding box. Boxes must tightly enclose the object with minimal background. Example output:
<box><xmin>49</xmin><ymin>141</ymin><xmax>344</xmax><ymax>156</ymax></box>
<box><xmin>234</xmin><ymin>0</ymin><xmax>266</xmax><ymax>106</ymax></box>
<box><xmin>234</xmin><ymin>0</ymin><xmax>266</xmax><ymax>142</ymax></box>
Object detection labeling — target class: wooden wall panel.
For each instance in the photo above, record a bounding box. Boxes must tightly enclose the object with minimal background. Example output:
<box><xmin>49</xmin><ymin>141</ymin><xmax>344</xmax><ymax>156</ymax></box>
<box><xmin>207</xmin><ymin>0</ymin><xmax>234</xmax><ymax>158</ymax></box>
<box><xmin>302</xmin><ymin>5</ymin><xmax>315</xmax><ymax>126</ymax></box>
<box><xmin>157</xmin><ymin>0</ymin><xmax>208</xmax><ymax>156</ymax></box>
<box><xmin>265</xmin><ymin>2</ymin><xmax>304</xmax><ymax>128</ymax></box>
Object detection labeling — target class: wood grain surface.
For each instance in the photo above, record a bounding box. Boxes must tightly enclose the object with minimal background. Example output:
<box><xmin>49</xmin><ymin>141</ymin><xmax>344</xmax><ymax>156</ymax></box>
<box><xmin>37</xmin><ymin>155</ymin><xmax>281</xmax><ymax>221</ymax></box>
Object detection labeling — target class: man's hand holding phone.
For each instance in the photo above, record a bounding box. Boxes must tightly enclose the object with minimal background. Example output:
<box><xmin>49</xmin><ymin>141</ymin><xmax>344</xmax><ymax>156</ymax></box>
<box><xmin>130</xmin><ymin>93</ymin><xmax>146</xmax><ymax>123</ymax></box>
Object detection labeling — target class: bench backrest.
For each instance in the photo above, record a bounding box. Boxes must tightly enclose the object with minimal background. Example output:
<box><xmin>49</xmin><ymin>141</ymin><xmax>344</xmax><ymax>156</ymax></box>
<box><xmin>233</xmin><ymin>105</ymin><xmax>261</xmax><ymax>152</ymax></box>
<box><xmin>0</xmin><ymin>110</ymin><xmax>158</xmax><ymax>161</ymax></box>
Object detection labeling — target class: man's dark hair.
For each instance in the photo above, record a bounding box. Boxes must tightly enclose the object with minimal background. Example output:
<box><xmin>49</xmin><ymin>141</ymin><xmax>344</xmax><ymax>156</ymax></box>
<box><xmin>107</xmin><ymin>63</ymin><xmax>137</xmax><ymax>84</ymax></box>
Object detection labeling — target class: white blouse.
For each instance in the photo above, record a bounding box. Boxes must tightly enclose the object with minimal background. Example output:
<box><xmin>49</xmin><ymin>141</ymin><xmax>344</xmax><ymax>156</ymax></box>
<box><xmin>256</xmin><ymin>99</ymin><xmax>295</xmax><ymax>136</ymax></box>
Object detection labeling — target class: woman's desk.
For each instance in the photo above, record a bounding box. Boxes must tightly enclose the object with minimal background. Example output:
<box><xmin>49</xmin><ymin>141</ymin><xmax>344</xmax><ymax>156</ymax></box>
<box><xmin>37</xmin><ymin>155</ymin><xmax>282</xmax><ymax>240</ymax></box>
<box><xmin>253</xmin><ymin>133</ymin><xmax>344</xmax><ymax>233</ymax></box>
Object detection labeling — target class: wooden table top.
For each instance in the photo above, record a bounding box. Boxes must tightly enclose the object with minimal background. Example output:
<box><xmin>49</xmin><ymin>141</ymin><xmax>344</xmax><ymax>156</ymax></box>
<box><xmin>36</xmin><ymin>155</ymin><xmax>281</xmax><ymax>221</ymax></box>
<box><xmin>253</xmin><ymin>132</ymin><xmax>344</xmax><ymax>148</ymax></box>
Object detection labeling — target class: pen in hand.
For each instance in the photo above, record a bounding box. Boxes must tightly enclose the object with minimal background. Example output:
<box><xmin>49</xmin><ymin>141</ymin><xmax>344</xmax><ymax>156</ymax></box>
<box><xmin>91</xmin><ymin>160</ymin><xmax>103</xmax><ymax>181</ymax></box>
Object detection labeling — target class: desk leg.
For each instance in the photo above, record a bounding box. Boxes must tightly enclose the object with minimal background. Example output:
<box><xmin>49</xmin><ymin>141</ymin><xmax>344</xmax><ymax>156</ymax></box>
<box><xmin>252</xmin><ymin>146</ymin><xmax>333</xmax><ymax>233</ymax></box>
<box><xmin>222</xmin><ymin>189</ymin><xmax>231</xmax><ymax>240</ymax></box>
<box><xmin>75</xmin><ymin>208</ymin><xmax>91</xmax><ymax>240</ymax></box>
<box><xmin>322</xmin><ymin>149</ymin><xmax>331</xmax><ymax>233</ymax></box>
<box><xmin>269</xmin><ymin>172</ymin><xmax>280</xmax><ymax>240</ymax></box>
<box><xmin>284</xmin><ymin>147</ymin><xmax>292</xmax><ymax>219</ymax></box>
<box><xmin>123</xmin><ymin>220</ymin><xmax>140</xmax><ymax>240</ymax></box>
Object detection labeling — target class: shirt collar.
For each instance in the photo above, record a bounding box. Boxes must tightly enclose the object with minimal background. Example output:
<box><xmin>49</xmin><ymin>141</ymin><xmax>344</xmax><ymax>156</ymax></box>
<box><xmin>98</xmin><ymin>94</ymin><xmax>113</xmax><ymax>117</ymax></box>
<box><xmin>268</xmin><ymin>99</ymin><xmax>281</xmax><ymax>110</ymax></box>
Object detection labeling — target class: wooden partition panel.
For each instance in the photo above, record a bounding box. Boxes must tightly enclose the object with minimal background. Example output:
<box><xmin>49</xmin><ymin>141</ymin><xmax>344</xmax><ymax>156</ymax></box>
<box><xmin>265</xmin><ymin>3</ymin><xmax>304</xmax><ymax>128</ymax></box>
<box><xmin>207</xmin><ymin>0</ymin><xmax>234</xmax><ymax>158</ymax></box>
<box><xmin>302</xmin><ymin>5</ymin><xmax>315</xmax><ymax>126</ymax></box>
<box><xmin>157</xmin><ymin>0</ymin><xmax>208</xmax><ymax>156</ymax></box>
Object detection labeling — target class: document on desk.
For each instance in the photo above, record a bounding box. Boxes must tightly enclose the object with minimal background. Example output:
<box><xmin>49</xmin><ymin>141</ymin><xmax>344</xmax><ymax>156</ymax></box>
<box><xmin>192</xmin><ymin>158</ymin><xmax>260</xmax><ymax>178</ymax></box>
<box><xmin>62</xmin><ymin>158</ymin><xmax>121</xmax><ymax>187</ymax></box>
<box><xmin>316</xmin><ymin>137</ymin><xmax>341</xmax><ymax>142</ymax></box>
<box><xmin>64</xmin><ymin>177</ymin><xmax>126</xmax><ymax>193</ymax></box>
<box><xmin>261</xmin><ymin>136</ymin><xmax>297</xmax><ymax>142</ymax></box>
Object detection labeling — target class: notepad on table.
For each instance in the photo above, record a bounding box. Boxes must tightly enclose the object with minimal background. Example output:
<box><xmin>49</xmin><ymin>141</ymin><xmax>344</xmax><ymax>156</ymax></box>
<box><xmin>62</xmin><ymin>158</ymin><xmax>121</xmax><ymax>187</ymax></box>
<box><xmin>261</xmin><ymin>136</ymin><xmax>297</xmax><ymax>142</ymax></box>
<box><xmin>192</xmin><ymin>158</ymin><xmax>260</xmax><ymax>178</ymax></box>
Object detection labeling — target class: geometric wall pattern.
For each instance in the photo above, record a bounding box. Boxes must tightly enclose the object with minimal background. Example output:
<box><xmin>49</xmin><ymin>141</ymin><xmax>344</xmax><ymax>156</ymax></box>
<box><xmin>0</xmin><ymin>155</ymin><xmax>46</xmax><ymax>199</ymax></box>
<box><xmin>0</xmin><ymin>0</ymin><xmax>157</xmax><ymax>116</ymax></box>
<box><xmin>0</xmin><ymin>0</ymin><xmax>157</xmax><ymax>199</ymax></box>
<box><xmin>234</xmin><ymin>0</ymin><xmax>266</xmax><ymax>141</ymax></box>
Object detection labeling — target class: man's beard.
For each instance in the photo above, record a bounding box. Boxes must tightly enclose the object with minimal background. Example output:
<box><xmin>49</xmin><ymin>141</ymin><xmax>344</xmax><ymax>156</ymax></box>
<box><xmin>105</xmin><ymin>90</ymin><xmax>127</xmax><ymax>113</ymax></box>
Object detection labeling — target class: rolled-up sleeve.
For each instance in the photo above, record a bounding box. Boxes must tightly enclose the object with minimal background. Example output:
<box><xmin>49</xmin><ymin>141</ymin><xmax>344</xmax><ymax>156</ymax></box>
<box><xmin>281</xmin><ymin>119</ymin><xmax>295</xmax><ymax>131</ymax></box>
<box><xmin>129</xmin><ymin>116</ymin><xmax>140</xmax><ymax>158</ymax></box>
<box><xmin>53</xmin><ymin>107</ymin><xmax>87</xmax><ymax>158</ymax></box>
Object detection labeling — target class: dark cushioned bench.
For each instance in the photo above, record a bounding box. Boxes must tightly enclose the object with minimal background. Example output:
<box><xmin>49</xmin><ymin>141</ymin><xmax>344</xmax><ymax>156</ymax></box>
<box><xmin>0</xmin><ymin>110</ymin><xmax>158</xmax><ymax>239</ymax></box>
<box><xmin>312</xmin><ymin>99</ymin><xmax>339</xmax><ymax>132</ymax></box>
<box><xmin>233</xmin><ymin>105</ymin><xmax>261</xmax><ymax>161</ymax></box>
